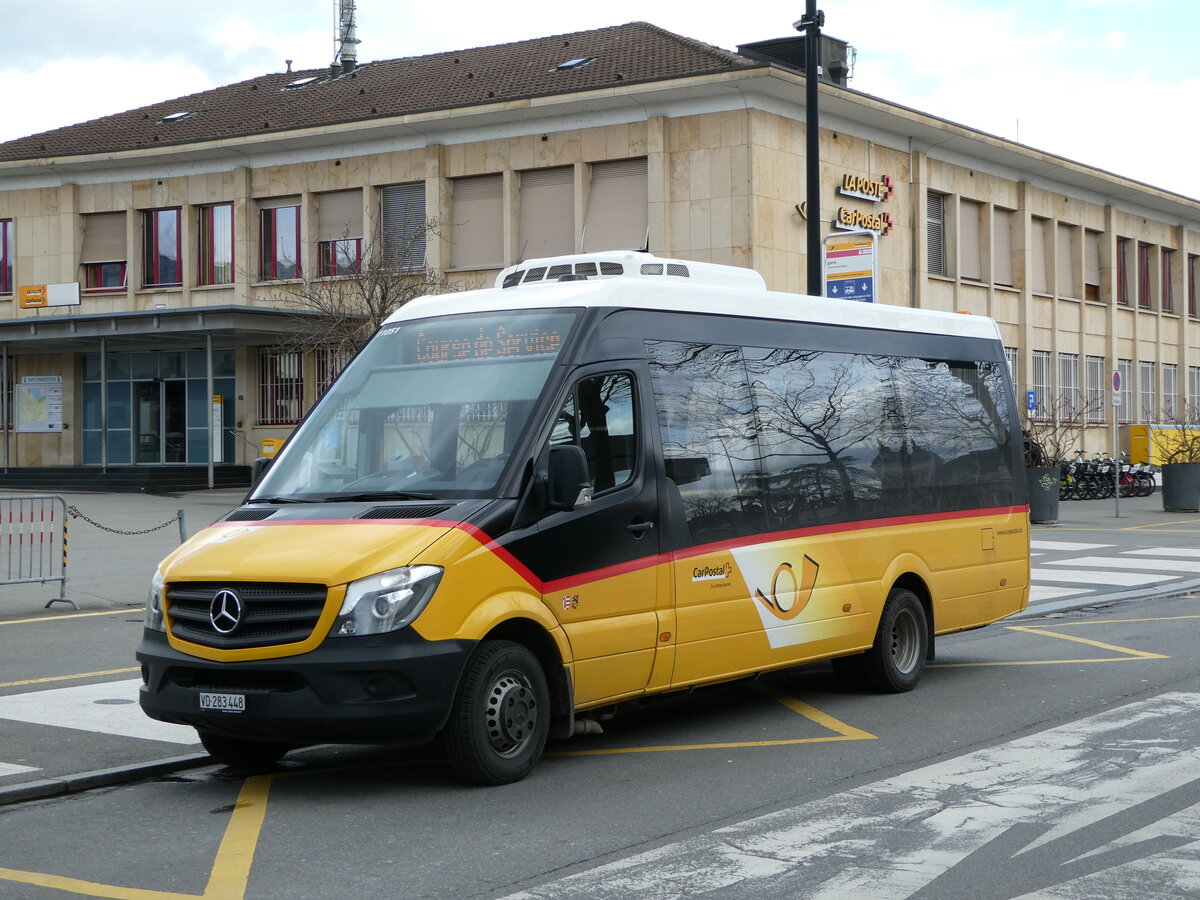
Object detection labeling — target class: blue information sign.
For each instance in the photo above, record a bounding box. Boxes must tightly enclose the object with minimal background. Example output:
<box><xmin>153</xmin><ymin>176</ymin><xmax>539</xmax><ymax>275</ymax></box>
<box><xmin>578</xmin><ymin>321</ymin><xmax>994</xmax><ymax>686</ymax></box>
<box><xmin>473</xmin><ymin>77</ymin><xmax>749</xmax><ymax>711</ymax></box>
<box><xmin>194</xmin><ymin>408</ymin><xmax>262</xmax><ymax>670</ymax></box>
<box><xmin>1026</xmin><ymin>390</ymin><xmax>1037</xmax><ymax>412</ymax></box>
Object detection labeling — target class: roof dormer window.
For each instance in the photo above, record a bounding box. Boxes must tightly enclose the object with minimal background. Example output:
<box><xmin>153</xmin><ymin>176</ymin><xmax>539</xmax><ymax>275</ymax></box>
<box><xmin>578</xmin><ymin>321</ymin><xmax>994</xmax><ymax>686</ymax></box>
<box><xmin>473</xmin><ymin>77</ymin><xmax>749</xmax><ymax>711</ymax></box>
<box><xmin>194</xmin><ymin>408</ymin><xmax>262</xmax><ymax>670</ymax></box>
<box><xmin>551</xmin><ymin>57</ymin><xmax>595</xmax><ymax>72</ymax></box>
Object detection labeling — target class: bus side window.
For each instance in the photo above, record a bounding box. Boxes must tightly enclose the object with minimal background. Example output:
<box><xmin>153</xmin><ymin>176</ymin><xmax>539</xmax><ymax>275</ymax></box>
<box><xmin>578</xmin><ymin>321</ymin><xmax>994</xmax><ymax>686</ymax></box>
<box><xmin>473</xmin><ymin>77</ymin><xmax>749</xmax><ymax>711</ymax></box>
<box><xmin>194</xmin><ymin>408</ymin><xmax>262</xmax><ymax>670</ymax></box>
<box><xmin>551</xmin><ymin>374</ymin><xmax>636</xmax><ymax>493</ymax></box>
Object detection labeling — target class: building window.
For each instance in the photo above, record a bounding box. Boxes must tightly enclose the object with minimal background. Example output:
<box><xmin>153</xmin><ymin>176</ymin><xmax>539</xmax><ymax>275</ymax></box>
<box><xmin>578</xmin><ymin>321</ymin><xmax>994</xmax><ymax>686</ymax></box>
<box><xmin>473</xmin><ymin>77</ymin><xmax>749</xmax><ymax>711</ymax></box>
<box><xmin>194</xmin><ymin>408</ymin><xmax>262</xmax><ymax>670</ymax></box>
<box><xmin>1116</xmin><ymin>238</ymin><xmax>1130</xmax><ymax>305</ymax></box>
<box><xmin>1163</xmin><ymin>363</ymin><xmax>1178</xmax><ymax>420</ymax></box>
<box><xmin>1058</xmin><ymin>353</ymin><xmax>1079</xmax><ymax>421</ymax></box>
<box><xmin>1137</xmin><ymin>243</ymin><xmax>1152</xmax><ymax>310</ymax></box>
<box><xmin>1003</xmin><ymin>346</ymin><xmax>1019</xmax><ymax>396</ymax></box>
<box><xmin>1030</xmin><ymin>217</ymin><xmax>1050</xmax><ymax>294</ymax></box>
<box><xmin>1190</xmin><ymin>366</ymin><xmax>1200</xmax><ymax>418</ymax></box>
<box><xmin>959</xmin><ymin>199</ymin><xmax>983</xmax><ymax>281</ymax></box>
<box><xmin>519</xmin><ymin>167</ymin><xmax>574</xmax><ymax>260</ymax></box>
<box><xmin>315</xmin><ymin>346</ymin><xmax>354</xmax><ymax>398</ymax></box>
<box><xmin>1085</xmin><ymin>355</ymin><xmax>1105</xmax><ymax>423</ymax></box>
<box><xmin>450</xmin><ymin>175</ymin><xmax>503</xmax><ymax>269</ymax></box>
<box><xmin>1161</xmin><ymin>249</ymin><xmax>1175</xmax><ymax>314</ymax></box>
<box><xmin>927</xmin><ymin>192</ymin><xmax>946</xmax><ymax>276</ymax></box>
<box><xmin>1139</xmin><ymin>360</ymin><xmax>1156</xmax><ymax>423</ymax></box>
<box><xmin>80</xmin><ymin>212</ymin><xmax>127</xmax><ymax>294</ymax></box>
<box><xmin>993</xmin><ymin>209</ymin><xmax>1014</xmax><ymax>287</ymax></box>
<box><xmin>316</xmin><ymin>189</ymin><xmax>363</xmax><ymax>277</ymax></box>
<box><xmin>258</xmin><ymin>349</ymin><xmax>303</xmax><ymax>425</ymax></box>
<box><xmin>582</xmin><ymin>158</ymin><xmax>648</xmax><ymax>252</ymax></box>
<box><xmin>84</xmin><ymin>262</ymin><xmax>127</xmax><ymax>292</ymax></box>
<box><xmin>198</xmin><ymin>203</ymin><xmax>233</xmax><ymax>286</ymax></box>
<box><xmin>1084</xmin><ymin>230</ymin><xmax>1101</xmax><ymax>302</ymax></box>
<box><xmin>380</xmin><ymin>182</ymin><xmax>426</xmax><ymax>269</ymax></box>
<box><xmin>1118</xmin><ymin>359</ymin><xmax>1133</xmax><ymax>425</ymax></box>
<box><xmin>259</xmin><ymin>199</ymin><xmax>301</xmax><ymax>280</ymax></box>
<box><xmin>1189</xmin><ymin>255</ymin><xmax>1198</xmax><ymax>318</ymax></box>
<box><xmin>142</xmin><ymin>208</ymin><xmax>182</xmax><ymax>287</ymax></box>
<box><xmin>0</xmin><ymin>219</ymin><xmax>12</xmax><ymax>296</ymax></box>
<box><xmin>1032</xmin><ymin>350</ymin><xmax>1051</xmax><ymax>421</ymax></box>
<box><xmin>1056</xmin><ymin>223</ymin><xmax>1077</xmax><ymax>299</ymax></box>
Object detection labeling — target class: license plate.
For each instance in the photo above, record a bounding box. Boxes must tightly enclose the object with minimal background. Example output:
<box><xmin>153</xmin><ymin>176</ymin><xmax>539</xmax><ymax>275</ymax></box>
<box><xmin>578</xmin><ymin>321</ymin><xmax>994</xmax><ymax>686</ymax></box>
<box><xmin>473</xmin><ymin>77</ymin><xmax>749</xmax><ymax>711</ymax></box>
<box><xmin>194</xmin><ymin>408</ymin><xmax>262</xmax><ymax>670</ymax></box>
<box><xmin>199</xmin><ymin>692</ymin><xmax>246</xmax><ymax>713</ymax></box>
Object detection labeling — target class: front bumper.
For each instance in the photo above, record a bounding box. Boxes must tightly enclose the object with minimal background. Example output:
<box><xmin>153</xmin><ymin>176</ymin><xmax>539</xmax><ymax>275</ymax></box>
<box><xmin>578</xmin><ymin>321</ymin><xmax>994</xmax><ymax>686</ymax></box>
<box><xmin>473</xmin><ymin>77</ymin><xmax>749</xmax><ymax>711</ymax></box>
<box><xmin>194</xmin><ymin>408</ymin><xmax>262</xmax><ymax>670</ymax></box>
<box><xmin>136</xmin><ymin>629</ymin><xmax>474</xmax><ymax>745</ymax></box>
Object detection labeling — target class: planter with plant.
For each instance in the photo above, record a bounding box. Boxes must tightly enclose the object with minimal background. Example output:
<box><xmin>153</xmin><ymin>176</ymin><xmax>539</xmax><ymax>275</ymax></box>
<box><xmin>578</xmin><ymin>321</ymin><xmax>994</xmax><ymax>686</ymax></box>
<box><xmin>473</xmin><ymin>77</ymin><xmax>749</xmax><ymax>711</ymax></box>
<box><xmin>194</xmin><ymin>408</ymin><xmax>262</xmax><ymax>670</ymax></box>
<box><xmin>1153</xmin><ymin>415</ymin><xmax>1200</xmax><ymax>512</ymax></box>
<box><xmin>1022</xmin><ymin>398</ymin><xmax>1095</xmax><ymax>525</ymax></box>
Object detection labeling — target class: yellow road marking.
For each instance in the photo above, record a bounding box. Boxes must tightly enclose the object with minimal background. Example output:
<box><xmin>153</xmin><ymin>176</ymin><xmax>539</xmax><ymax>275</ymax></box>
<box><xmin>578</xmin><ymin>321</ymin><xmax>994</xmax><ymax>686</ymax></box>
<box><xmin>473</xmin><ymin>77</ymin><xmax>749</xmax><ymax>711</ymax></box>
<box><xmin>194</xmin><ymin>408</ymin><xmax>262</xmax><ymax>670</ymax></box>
<box><xmin>0</xmin><ymin>667</ymin><xmax>139</xmax><ymax>689</ymax></box>
<box><xmin>0</xmin><ymin>775</ymin><xmax>278</xmax><ymax>900</ymax></box>
<box><xmin>551</xmin><ymin>684</ymin><xmax>876</xmax><ymax>757</ymax></box>
<box><xmin>933</xmin><ymin>615</ymin><xmax>1180</xmax><ymax>668</ymax></box>
<box><xmin>0</xmin><ymin>609</ymin><xmax>134</xmax><ymax>626</ymax></box>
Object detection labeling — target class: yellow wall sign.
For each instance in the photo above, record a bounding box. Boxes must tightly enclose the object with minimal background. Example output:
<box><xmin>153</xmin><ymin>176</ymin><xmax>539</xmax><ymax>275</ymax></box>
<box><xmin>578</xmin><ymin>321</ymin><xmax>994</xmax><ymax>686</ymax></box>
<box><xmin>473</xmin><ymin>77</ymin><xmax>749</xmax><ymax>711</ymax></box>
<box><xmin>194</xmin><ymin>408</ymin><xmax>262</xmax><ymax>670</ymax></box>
<box><xmin>18</xmin><ymin>285</ymin><xmax>47</xmax><ymax>308</ymax></box>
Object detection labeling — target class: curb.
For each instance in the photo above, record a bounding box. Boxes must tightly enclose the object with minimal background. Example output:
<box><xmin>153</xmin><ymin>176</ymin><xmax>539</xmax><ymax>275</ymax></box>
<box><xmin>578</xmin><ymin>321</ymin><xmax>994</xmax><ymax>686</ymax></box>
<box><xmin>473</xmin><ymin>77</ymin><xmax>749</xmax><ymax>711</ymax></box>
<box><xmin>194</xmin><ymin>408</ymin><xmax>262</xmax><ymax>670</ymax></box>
<box><xmin>0</xmin><ymin>753</ymin><xmax>211</xmax><ymax>807</ymax></box>
<box><xmin>1014</xmin><ymin>576</ymin><xmax>1200</xmax><ymax>619</ymax></box>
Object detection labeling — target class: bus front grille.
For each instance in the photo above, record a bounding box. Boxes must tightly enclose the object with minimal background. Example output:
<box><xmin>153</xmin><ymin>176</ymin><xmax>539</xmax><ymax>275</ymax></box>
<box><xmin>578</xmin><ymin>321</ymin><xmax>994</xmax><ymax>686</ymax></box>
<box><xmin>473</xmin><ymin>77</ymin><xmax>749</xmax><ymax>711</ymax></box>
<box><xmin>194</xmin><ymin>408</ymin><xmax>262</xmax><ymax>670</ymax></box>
<box><xmin>165</xmin><ymin>582</ymin><xmax>329</xmax><ymax>649</ymax></box>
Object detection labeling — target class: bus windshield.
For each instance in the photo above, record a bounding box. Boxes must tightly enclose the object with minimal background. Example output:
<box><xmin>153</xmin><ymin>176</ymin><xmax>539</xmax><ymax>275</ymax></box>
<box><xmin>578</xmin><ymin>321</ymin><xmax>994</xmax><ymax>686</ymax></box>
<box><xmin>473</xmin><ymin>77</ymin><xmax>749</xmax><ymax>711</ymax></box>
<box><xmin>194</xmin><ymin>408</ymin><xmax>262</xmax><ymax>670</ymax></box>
<box><xmin>251</xmin><ymin>309</ymin><xmax>578</xmax><ymax>502</ymax></box>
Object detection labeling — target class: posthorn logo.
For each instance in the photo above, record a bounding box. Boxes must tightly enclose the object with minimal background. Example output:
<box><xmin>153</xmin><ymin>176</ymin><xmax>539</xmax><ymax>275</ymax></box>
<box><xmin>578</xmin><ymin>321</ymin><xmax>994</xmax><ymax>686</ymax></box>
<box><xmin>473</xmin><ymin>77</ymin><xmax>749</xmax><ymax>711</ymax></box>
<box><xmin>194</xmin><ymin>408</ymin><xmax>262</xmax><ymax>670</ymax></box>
<box><xmin>209</xmin><ymin>589</ymin><xmax>243</xmax><ymax>634</ymax></box>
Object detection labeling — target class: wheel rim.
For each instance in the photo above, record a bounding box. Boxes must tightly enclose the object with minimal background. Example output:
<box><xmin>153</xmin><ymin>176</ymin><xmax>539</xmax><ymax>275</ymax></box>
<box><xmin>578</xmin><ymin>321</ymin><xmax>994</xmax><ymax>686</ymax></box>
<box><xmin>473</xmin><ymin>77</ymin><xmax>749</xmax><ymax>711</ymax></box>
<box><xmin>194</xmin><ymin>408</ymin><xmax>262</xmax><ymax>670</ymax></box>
<box><xmin>484</xmin><ymin>668</ymin><xmax>538</xmax><ymax>758</ymax></box>
<box><xmin>890</xmin><ymin>607</ymin><xmax>922</xmax><ymax>675</ymax></box>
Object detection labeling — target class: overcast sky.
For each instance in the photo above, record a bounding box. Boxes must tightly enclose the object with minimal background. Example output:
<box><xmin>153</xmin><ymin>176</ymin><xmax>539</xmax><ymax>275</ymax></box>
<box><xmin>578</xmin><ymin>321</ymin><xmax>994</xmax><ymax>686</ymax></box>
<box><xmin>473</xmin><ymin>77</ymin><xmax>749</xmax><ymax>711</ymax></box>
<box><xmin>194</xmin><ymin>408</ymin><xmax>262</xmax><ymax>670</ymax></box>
<box><xmin>3</xmin><ymin>0</ymin><xmax>1197</xmax><ymax>199</ymax></box>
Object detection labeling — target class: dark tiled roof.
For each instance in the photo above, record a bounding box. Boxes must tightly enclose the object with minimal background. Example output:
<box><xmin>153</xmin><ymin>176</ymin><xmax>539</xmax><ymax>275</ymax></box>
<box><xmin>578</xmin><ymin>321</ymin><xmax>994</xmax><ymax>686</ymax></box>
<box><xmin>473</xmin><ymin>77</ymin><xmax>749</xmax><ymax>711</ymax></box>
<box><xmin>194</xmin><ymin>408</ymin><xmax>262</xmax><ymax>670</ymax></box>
<box><xmin>0</xmin><ymin>23</ymin><xmax>759</xmax><ymax>162</ymax></box>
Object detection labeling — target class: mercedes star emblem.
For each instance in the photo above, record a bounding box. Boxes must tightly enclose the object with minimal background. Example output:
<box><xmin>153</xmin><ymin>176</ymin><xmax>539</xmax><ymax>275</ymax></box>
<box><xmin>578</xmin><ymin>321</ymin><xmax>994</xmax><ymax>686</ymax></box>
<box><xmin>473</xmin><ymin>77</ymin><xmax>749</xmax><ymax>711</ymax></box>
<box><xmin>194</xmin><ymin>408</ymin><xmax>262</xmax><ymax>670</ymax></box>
<box><xmin>209</xmin><ymin>589</ymin><xmax>243</xmax><ymax>634</ymax></box>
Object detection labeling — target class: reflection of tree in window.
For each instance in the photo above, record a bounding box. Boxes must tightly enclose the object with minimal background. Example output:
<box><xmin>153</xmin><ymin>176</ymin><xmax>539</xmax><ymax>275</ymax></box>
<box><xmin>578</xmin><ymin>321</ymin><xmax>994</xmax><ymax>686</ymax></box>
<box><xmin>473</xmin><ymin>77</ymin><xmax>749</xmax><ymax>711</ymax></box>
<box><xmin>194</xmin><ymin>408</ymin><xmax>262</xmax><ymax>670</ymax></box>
<box><xmin>892</xmin><ymin>359</ymin><xmax>1015</xmax><ymax>510</ymax></box>
<box><xmin>645</xmin><ymin>342</ymin><xmax>764</xmax><ymax>541</ymax></box>
<box><xmin>746</xmin><ymin>349</ymin><xmax>897</xmax><ymax>525</ymax></box>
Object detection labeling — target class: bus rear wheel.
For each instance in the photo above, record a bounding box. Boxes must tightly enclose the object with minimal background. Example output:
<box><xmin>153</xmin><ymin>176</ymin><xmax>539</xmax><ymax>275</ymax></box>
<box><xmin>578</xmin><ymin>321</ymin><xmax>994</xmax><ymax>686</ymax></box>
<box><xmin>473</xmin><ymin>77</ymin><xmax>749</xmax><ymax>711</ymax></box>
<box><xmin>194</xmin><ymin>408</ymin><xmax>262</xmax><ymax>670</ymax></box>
<box><xmin>861</xmin><ymin>587</ymin><xmax>928</xmax><ymax>693</ymax></box>
<box><xmin>198</xmin><ymin>731</ymin><xmax>291</xmax><ymax>769</ymax></box>
<box><xmin>444</xmin><ymin>640</ymin><xmax>550</xmax><ymax>786</ymax></box>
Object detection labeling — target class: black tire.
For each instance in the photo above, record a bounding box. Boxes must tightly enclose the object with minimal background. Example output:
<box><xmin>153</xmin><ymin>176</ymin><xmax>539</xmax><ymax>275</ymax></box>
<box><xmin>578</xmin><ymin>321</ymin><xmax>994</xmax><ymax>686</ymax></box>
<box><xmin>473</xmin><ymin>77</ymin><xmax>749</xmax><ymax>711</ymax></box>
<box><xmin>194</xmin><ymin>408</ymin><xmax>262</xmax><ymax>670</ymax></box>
<box><xmin>444</xmin><ymin>640</ymin><xmax>550</xmax><ymax>786</ymax></box>
<box><xmin>861</xmin><ymin>588</ymin><xmax>928</xmax><ymax>693</ymax></box>
<box><xmin>198</xmin><ymin>731</ymin><xmax>291</xmax><ymax>768</ymax></box>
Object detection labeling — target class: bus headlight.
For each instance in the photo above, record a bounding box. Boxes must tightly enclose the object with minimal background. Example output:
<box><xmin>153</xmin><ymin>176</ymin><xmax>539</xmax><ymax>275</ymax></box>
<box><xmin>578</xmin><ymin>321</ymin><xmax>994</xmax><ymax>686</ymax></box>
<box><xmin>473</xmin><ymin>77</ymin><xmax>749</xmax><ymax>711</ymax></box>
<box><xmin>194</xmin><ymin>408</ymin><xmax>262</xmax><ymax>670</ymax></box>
<box><xmin>145</xmin><ymin>570</ymin><xmax>166</xmax><ymax>632</ymax></box>
<box><xmin>332</xmin><ymin>566</ymin><xmax>443</xmax><ymax>637</ymax></box>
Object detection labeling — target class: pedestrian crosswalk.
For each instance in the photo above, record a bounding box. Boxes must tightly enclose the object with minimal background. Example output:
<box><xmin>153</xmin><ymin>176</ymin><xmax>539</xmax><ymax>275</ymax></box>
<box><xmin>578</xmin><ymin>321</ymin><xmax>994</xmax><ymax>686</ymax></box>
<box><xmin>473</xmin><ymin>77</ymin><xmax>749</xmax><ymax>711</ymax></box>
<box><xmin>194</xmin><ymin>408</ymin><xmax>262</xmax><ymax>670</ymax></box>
<box><xmin>1027</xmin><ymin>540</ymin><xmax>1200</xmax><ymax>612</ymax></box>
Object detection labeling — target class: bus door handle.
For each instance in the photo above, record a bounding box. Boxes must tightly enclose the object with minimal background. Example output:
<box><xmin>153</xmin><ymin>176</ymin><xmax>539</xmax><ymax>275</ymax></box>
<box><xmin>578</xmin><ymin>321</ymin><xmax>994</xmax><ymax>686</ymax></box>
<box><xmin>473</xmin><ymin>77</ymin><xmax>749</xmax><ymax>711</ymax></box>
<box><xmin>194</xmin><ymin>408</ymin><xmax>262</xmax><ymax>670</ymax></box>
<box><xmin>626</xmin><ymin>520</ymin><xmax>655</xmax><ymax>537</ymax></box>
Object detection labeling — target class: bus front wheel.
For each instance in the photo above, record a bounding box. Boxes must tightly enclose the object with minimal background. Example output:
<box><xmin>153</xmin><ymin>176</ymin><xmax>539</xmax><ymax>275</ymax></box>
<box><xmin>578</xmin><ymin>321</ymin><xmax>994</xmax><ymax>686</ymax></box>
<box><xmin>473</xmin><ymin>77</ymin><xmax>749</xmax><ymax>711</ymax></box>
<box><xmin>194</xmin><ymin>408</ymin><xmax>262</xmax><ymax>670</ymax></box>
<box><xmin>860</xmin><ymin>587</ymin><xmax>928</xmax><ymax>693</ymax></box>
<box><xmin>444</xmin><ymin>640</ymin><xmax>550</xmax><ymax>785</ymax></box>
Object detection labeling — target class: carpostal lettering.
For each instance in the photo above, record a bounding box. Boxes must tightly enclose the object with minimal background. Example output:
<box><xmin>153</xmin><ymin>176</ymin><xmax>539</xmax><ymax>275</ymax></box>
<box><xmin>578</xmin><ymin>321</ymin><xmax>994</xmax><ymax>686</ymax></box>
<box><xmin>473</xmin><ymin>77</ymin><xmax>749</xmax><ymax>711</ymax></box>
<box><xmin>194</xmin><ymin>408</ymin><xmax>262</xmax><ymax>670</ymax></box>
<box><xmin>836</xmin><ymin>207</ymin><xmax>895</xmax><ymax>236</ymax></box>
<box><xmin>692</xmin><ymin>563</ymin><xmax>733</xmax><ymax>582</ymax></box>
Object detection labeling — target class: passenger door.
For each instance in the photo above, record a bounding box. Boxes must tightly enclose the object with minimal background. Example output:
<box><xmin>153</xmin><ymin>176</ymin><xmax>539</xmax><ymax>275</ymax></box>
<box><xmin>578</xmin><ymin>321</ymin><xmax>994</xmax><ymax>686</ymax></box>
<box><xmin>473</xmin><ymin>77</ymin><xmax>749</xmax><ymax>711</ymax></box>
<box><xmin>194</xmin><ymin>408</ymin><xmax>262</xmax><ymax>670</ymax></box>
<box><xmin>534</xmin><ymin>370</ymin><xmax>664</xmax><ymax>706</ymax></box>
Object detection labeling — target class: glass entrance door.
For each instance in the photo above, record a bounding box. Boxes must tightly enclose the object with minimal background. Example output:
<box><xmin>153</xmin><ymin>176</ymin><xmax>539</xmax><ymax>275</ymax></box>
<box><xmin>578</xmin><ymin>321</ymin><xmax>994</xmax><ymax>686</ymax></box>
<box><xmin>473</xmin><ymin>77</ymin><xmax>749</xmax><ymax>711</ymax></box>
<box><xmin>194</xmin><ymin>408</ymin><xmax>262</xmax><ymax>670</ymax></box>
<box><xmin>134</xmin><ymin>380</ymin><xmax>188</xmax><ymax>463</ymax></box>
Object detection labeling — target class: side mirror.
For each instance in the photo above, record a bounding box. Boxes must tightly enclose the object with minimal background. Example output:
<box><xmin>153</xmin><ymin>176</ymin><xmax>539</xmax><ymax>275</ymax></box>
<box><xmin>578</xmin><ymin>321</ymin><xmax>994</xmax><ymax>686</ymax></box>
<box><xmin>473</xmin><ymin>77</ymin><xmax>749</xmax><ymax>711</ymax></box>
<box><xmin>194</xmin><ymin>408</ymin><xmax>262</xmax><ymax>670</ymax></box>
<box><xmin>250</xmin><ymin>456</ymin><xmax>274</xmax><ymax>487</ymax></box>
<box><xmin>547</xmin><ymin>445</ymin><xmax>593</xmax><ymax>511</ymax></box>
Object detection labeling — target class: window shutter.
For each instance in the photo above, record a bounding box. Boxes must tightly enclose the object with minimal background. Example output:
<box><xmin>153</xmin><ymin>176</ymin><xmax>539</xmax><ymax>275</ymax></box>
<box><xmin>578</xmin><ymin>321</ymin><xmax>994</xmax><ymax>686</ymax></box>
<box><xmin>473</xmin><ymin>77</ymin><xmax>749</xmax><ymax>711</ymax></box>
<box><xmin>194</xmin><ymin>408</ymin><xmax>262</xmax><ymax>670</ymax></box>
<box><xmin>959</xmin><ymin>200</ymin><xmax>982</xmax><ymax>280</ymax></box>
<box><xmin>316</xmin><ymin>190</ymin><xmax>363</xmax><ymax>242</ymax></box>
<box><xmin>926</xmin><ymin>192</ymin><xmax>945</xmax><ymax>276</ymax></box>
<box><xmin>258</xmin><ymin>195</ymin><xmax>301</xmax><ymax>210</ymax></box>
<box><xmin>1030</xmin><ymin>218</ymin><xmax>1049</xmax><ymax>294</ymax></box>
<box><xmin>519</xmin><ymin>167</ymin><xmax>574</xmax><ymax>260</ymax></box>
<box><xmin>581</xmin><ymin>158</ymin><xmax>648</xmax><ymax>253</ymax></box>
<box><xmin>1084</xmin><ymin>230</ymin><xmax>1101</xmax><ymax>288</ymax></box>
<box><xmin>1056</xmin><ymin>224</ymin><xmax>1076</xmax><ymax>297</ymax></box>
<box><xmin>993</xmin><ymin>208</ymin><xmax>1013</xmax><ymax>286</ymax></box>
<box><xmin>380</xmin><ymin>183</ymin><xmax>426</xmax><ymax>268</ymax></box>
<box><xmin>450</xmin><ymin>175</ymin><xmax>503</xmax><ymax>268</ymax></box>
<box><xmin>80</xmin><ymin>212</ymin><xmax>127</xmax><ymax>263</ymax></box>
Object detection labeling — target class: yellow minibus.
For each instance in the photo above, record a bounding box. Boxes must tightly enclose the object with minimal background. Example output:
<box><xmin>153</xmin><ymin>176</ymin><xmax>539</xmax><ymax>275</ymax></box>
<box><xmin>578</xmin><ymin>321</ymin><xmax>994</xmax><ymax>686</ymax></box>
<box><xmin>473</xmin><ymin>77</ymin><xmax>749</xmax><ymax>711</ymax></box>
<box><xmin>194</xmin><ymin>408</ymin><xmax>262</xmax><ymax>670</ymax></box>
<box><xmin>138</xmin><ymin>251</ymin><xmax>1029</xmax><ymax>784</ymax></box>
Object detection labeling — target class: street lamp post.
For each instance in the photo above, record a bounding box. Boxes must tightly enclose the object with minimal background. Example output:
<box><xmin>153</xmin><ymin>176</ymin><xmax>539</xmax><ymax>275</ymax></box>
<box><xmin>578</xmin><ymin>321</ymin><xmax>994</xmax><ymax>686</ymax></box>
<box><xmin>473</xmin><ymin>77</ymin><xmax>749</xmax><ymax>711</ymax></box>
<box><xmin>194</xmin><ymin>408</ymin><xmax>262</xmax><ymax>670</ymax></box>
<box><xmin>796</xmin><ymin>1</ymin><xmax>825</xmax><ymax>297</ymax></box>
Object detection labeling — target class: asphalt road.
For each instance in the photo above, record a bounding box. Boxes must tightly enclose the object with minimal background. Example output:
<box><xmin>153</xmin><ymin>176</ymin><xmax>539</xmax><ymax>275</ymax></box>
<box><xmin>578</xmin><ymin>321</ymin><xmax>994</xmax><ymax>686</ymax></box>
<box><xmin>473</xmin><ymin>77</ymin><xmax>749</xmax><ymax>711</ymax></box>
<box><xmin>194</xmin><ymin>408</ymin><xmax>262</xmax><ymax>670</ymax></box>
<box><xmin>1</xmin><ymin>591</ymin><xmax>1198</xmax><ymax>899</ymax></box>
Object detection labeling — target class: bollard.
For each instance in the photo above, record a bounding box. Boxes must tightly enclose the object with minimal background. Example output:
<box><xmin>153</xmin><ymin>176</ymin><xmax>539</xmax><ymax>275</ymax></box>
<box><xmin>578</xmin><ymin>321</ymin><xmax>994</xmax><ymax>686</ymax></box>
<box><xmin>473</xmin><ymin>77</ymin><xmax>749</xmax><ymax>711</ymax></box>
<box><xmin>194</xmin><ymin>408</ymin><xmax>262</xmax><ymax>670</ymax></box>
<box><xmin>178</xmin><ymin>509</ymin><xmax>186</xmax><ymax>544</ymax></box>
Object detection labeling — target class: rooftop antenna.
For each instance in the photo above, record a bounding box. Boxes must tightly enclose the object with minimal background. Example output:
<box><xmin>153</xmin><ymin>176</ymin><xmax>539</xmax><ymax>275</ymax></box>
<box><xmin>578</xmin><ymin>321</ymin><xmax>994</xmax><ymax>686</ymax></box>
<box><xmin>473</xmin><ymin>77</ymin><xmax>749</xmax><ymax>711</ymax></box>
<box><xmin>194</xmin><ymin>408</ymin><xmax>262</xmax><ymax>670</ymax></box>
<box><xmin>332</xmin><ymin>0</ymin><xmax>360</xmax><ymax>75</ymax></box>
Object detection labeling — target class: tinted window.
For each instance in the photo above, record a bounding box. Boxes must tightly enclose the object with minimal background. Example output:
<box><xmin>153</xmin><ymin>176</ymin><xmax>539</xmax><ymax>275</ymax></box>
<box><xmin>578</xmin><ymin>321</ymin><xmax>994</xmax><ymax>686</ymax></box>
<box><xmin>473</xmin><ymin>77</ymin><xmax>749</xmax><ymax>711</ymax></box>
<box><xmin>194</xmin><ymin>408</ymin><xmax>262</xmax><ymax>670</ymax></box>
<box><xmin>550</xmin><ymin>373</ymin><xmax>637</xmax><ymax>493</ymax></box>
<box><xmin>645</xmin><ymin>342</ymin><xmax>765</xmax><ymax>544</ymax></box>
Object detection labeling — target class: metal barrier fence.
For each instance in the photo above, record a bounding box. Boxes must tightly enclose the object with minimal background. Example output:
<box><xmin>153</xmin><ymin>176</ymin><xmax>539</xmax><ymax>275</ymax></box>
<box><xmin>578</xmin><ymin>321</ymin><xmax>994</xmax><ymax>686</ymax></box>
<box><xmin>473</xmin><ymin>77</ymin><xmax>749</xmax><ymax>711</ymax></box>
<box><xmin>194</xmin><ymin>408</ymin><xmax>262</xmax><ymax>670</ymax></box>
<box><xmin>0</xmin><ymin>495</ymin><xmax>73</xmax><ymax>609</ymax></box>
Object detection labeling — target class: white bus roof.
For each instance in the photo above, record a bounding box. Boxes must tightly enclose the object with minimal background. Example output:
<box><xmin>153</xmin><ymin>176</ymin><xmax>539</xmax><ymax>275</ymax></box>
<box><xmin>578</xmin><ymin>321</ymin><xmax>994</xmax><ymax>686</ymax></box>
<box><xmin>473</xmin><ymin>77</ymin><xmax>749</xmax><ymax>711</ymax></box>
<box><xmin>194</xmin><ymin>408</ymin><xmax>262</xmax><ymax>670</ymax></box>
<box><xmin>387</xmin><ymin>252</ymin><xmax>1003</xmax><ymax>343</ymax></box>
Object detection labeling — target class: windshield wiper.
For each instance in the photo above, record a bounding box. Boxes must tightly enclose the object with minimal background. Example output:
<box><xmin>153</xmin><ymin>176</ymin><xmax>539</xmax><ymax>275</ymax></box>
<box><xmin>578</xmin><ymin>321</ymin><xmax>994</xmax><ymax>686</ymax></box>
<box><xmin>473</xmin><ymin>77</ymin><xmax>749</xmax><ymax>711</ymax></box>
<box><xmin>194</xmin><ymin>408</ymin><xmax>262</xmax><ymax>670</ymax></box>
<box><xmin>246</xmin><ymin>496</ymin><xmax>320</xmax><ymax>504</ymax></box>
<box><xmin>328</xmin><ymin>491</ymin><xmax>439</xmax><ymax>502</ymax></box>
